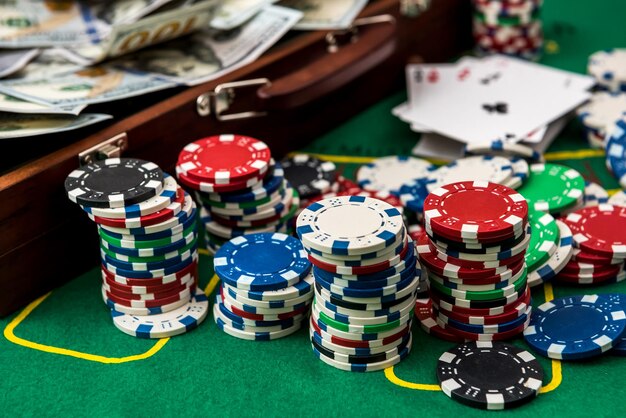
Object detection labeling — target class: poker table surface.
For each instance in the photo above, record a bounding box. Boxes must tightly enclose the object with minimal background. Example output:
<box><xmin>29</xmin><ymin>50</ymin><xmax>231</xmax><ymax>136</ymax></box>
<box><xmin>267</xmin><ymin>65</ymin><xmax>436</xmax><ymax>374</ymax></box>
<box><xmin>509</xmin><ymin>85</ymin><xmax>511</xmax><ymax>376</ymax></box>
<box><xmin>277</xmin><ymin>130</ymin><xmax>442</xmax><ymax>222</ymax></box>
<box><xmin>3</xmin><ymin>3</ymin><xmax>626</xmax><ymax>417</ymax></box>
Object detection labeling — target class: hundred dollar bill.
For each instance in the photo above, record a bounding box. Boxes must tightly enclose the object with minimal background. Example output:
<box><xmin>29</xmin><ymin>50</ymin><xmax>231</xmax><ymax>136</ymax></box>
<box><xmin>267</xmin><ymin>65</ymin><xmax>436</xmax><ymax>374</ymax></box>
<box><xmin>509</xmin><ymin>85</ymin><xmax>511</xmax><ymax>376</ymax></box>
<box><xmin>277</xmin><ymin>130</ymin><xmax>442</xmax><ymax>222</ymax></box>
<box><xmin>0</xmin><ymin>49</ymin><xmax>39</xmax><ymax>78</ymax></box>
<box><xmin>0</xmin><ymin>0</ymin><xmax>110</xmax><ymax>48</ymax></box>
<box><xmin>279</xmin><ymin>0</ymin><xmax>368</xmax><ymax>30</ymax></box>
<box><xmin>65</xmin><ymin>0</ymin><xmax>219</xmax><ymax>64</ymax></box>
<box><xmin>118</xmin><ymin>5</ymin><xmax>302</xmax><ymax>86</ymax></box>
<box><xmin>0</xmin><ymin>113</ymin><xmax>111</xmax><ymax>139</ymax></box>
<box><xmin>8</xmin><ymin>48</ymin><xmax>82</xmax><ymax>80</ymax></box>
<box><xmin>0</xmin><ymin>65</ymin><xmax>176</xmax><ymax>107</ymax></box>
<box><xmin>211</xmin><ymin>0</ymin><xmax>278</xmax><ymax>30</ymax></box>
<box><xmin>90</xmin><ymin>0</ymin><xmax>177</xmax><ymax>25</ymax></box>
<box><xmin>0</xmin><ymin>93</ymin><xmax>86</xmax><ymax>115</ymax></box>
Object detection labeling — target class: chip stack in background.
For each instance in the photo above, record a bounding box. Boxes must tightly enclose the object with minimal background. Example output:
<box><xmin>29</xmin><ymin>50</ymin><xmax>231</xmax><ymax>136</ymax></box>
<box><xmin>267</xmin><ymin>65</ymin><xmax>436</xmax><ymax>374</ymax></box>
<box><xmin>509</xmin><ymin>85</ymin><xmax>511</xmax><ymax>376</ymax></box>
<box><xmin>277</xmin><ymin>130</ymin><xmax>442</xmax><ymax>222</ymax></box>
<box><xmin>212</xmin><ymin>233</ymin><xmax>313</xmax><ymax>340</ymax></box>
<box><xmin>176</xmin><ymin>135</ymin><xmax>300</xmax><ymax>254</ymax></box>
<box><xmin>576</xmin><ymin>92</ymin><xmax>626</xmax><ymax>149</ymax></box>
<box><xmin>555</xmin><ymin>205</ymin><xmax>626</xmax><ymax>286</ymax></box>
<box><xmin>606</xmin><ymin>116</ymin><xmax>626</xmax><ymax>189</ymax></box>
<box><xmin>588</xmin><ymin>49</ymin><xmax>626</xmax><ymax>93</ymax></box>
<box><xmin>517</xmin><ymin>163</ymin><xmax>586</xmax><ymax>216</ymax></box>
<box><xmin>64</xmin><ymin>158</ymin><xmax>209</xmax><ymax>339</ymax></box>
<box><xmin>471</xmin><ymin>0</ymin><xmax>543</xmax><ymax>61</ymax></box>
<box><xmin>398</xmin><ymin>154</ymin><xmax>530</xmax><ymax>223</ymax></box>
<box><xmin>416</xmin><ymin>181</ymin><xmax>533</xmax><ymax>341</ymax></box>
<box><xmin>280</xmin><ymin>154</ymin><xmax>337</xmax><ymax>208</ymax></box>
<box><xmin>297</xmin><ymin>196</ymin><xmax>419</xmax><ymax>372</ymax></box>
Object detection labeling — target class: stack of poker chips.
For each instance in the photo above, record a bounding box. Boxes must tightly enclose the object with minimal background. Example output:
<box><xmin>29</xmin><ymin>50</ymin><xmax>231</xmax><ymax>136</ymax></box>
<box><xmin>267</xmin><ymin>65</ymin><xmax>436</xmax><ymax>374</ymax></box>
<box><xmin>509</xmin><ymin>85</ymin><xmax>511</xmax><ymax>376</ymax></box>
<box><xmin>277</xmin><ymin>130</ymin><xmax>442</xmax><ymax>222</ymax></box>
<box><xmin>606</xmin><ymin>115</ymin><xmax>626</xmax><ymax>189</ymax></box>
<box><xmin>471</xmin><ymin>0</ymin><xmax>543</xmax><ymax>61</ymax></box>
<box><xmin>576</xmin><ymin>92</ymin><xmax>626</xmax><ymax>149</ymax></box>
<box><xmin>212</xmin><ymin>232</ymin><xmax>313</xmax><ymax>340</ymax></box>
<box><xmin>64</xmin><ymin>158</ymin><xmax>208</xmax><ymax>339</ymax></box>
<box><xmin>175</xmin><ymin>135</ymin><xmax>300</xmax><ymax>254</ymax></box>
<box><xmin>416</xmin><ymin>181</ymin><xmax>532</xmax><ymax>342</ymax></box>
<box><xmin>398</xmin><ymin>155</ymin><xmax>530</xmax><ymax>222</ymax></box>
<box><xmin>296</xmin><ymin>196</ymin><xmax>419</xmax><ymax>372</ymax></box>
<box><xmin>588</xmin><ymin>49</ymin><xmax>626</xmax><ymax>93</ymax></box>
<box><xmin>555</xmin><ymin>205</ymin><xmax>626</xmax><ymax>286</ymax></box>
<box><xmin>517</xmin><ymin>163</ymin><xmax>586</xmax><ymax>216</ymax></box>
<box><xmin>281</xmin><ymin>154</ymin><xmax>337</xmax><ymax>209</ymax></box>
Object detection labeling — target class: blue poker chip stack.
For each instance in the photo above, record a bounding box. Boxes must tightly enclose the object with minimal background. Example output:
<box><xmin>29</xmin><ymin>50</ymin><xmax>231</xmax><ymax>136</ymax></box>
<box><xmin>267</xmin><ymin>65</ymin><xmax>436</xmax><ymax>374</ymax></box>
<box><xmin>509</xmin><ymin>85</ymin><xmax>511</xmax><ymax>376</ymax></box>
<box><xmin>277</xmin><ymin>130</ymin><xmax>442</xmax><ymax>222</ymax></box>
<box><xmin>64</xmin><ymin>158</ymin><xmax>208</xmax><ymax>339</ymax></box>
<box><xmin>212</xmin><ymin>233</ymin><xmax>314</xmax><ymax>341</ymax></box>
<box><xmin>296</xmin><ymin>195</ymin><xmax>419</xmax><ymax>372</ymax></box>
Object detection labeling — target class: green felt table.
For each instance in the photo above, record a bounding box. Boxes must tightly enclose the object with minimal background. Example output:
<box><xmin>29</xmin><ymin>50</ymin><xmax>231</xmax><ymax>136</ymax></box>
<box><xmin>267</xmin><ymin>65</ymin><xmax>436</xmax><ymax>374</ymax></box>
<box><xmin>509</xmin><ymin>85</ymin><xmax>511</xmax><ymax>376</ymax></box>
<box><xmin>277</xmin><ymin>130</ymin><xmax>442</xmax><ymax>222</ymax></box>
<box><xmin>3</xmin><ymin>2</ymin><xmax>626</xmax><ymax>416</ymax></box>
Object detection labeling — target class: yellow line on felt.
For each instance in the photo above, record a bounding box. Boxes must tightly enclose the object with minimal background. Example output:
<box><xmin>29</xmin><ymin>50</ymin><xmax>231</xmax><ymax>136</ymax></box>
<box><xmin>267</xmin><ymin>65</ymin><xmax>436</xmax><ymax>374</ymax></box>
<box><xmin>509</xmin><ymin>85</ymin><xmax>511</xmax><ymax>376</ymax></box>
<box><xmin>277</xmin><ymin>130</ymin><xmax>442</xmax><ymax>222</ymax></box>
<box><xmin>383</xmin><ymin>284</ymin><xmax>563</xmax><ymax>392</ymax></box>
<box><xmin>288</xmin><ymin>148</ymin><xmax>604</xmax><ymax>166</ymax></box>
<box><xmin>3</xmin><ymin>292</ymin><xmax>169</xmax><ymax>364</ymax></box>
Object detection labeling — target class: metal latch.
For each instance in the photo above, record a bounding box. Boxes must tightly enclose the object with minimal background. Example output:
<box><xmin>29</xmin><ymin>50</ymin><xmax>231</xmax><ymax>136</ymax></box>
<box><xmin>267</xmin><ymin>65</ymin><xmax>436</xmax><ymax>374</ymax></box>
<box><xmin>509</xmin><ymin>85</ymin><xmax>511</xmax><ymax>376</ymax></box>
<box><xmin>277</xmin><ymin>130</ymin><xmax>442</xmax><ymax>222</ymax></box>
<box><xmin>78</xmin><ymin>133</ymin><xmax>128</xmax><ymax>166</ymax></box>
<box><xmin>325</xmin><ymin>14</ymin><xmax>396</xmax><ymax>53</ymax></box>
<box><xmin>196</xmin><ymin>78</ymin><xmax>271</xmax><ymax>121</ymax></box>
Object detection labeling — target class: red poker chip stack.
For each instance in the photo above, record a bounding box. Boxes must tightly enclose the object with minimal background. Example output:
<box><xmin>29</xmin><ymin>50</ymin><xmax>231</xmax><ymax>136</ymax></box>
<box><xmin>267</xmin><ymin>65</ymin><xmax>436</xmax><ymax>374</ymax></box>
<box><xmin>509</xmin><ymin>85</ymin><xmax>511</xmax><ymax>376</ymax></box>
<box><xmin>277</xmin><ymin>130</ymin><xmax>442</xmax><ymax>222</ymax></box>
<box><xmin>416</xmin><ymin>181</ymin><xmax>533</xmax><ymax>341</ymax></box>
<box><xmin>176</xmin><ymin>134</ymin><xmax>300</xmax><ymax>254</ymax></box>
<box><xmin>557</xmin><ymin>205</ymin><xmax>626</xmax><ymax>285</ymax></box>
<box><xmin>472</xmin><ymin>0</ymin><xmax>544</xmax><ymax>61</ymax></box>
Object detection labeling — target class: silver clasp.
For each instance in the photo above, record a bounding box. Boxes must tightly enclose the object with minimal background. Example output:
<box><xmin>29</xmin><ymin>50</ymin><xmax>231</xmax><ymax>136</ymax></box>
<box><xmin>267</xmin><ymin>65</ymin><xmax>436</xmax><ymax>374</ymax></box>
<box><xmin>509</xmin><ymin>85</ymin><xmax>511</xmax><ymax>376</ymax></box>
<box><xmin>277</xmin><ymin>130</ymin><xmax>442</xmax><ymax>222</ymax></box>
<box><xmin>196</xmin><ymin>78</ymin><xmax>271</xmax><ymax>121</ymax></box>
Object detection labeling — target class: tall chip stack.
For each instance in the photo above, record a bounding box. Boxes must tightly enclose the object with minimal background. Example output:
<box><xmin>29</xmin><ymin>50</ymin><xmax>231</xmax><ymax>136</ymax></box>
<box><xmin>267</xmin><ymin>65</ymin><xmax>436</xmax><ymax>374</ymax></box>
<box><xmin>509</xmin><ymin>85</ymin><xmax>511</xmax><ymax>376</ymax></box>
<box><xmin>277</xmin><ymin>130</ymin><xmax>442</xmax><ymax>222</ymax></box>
<box><xmin>576</xmin><ymin>92</ymin><xmax>626</xmax><ymax>149</ymax></box>
<box><xmin>416</xmin><ymin>181</ymin><xmax>532</xmax><ymax>341</ymax></box>
<box><xmin>212</xmin><ymin>233</ymin><xmax>313</xmax><ymax>340</ymax></box>
<box><xmin>296</xmin><ymin>196</ymin><xmax>419</xmax><ymax>372</ymax></box>
<box><xmin>471</xmin><ymin>0</ymin><xmax>543</xmax><ymax>61</ymax></box>
<box><xmin>176</xmin><ymin>135</ymin><xmax>300</xmax><ymax>254</ymax></box>
<box><xmin>606</xmin><ymin>116</ymin><xmax>626</xmax><ymax>189</ymax></box>
<box><xmin>64</xmin><ymin>158</ymin><xmax>208</xmax><ymax>339</ymax></box>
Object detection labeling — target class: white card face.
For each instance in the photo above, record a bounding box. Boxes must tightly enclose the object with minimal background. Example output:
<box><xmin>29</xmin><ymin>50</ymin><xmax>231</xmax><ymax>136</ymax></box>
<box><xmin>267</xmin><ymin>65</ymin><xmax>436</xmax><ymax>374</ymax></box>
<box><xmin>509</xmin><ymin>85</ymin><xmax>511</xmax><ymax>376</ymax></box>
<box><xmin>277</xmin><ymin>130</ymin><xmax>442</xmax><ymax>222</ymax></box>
<box><xmin>400</xmin><ymin>55</ymin><xmax>593</xmax><ymax>144</ymax></box>
<box><xmin>411</xmin><ymin>133</ymin><xmax>466</xmax><ymax>161</ymax></box>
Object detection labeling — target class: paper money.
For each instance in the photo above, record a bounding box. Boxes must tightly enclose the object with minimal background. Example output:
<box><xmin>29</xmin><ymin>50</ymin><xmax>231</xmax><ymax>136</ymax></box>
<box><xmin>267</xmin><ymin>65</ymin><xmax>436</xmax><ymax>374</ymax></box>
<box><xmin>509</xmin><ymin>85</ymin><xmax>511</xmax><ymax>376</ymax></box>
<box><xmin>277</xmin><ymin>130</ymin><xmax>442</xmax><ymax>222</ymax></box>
<box><xmin>0</xmin><ymin>113</ymin><xmax>111</xmax><ymax>139</ymax></box>
<box><xmin>0</xmin><ymin>65</ymin><xmax>176</xmax><ymax>107</ymax></box>
<box><xmin>279</xmin><ymin>0</ymin><xmax>368</xmax><ymax>30</ymax></box>
<box><xmin>211</xmin><ymin>0</ymin><xmax>278</xmax><ymax>30</ymax></box>
<box><xmin>0</xmin><ymin>0</ymin><xmax>110</xmax><ymax>48</ymax></box>
<box><xmin>0</xmin><ymin>93</ymin><xmax>86</xmax><ymax>115</ymax></box>
<box><xmin>65</xmin><ymin>0</ymin><xmax>219</xmax><ymax>64</ymax></box>
<box><xmin>118</xmin><ymin>5</ymin><xmax>302</xmax><ymax>86</ymax></box>
<box><xmin>90</xmin><ymin>0</ymin><xmax>177</xmax><ymax>25</ymax></box>
<box><xmin>7</xmin><ymin>48</ymin><xmax>82</xmax><ymax>80</ymax></box>
<box><xmin>0</xmin><ymin>49</ymin><xmax>39</xmax><ymax>78</ymax></box>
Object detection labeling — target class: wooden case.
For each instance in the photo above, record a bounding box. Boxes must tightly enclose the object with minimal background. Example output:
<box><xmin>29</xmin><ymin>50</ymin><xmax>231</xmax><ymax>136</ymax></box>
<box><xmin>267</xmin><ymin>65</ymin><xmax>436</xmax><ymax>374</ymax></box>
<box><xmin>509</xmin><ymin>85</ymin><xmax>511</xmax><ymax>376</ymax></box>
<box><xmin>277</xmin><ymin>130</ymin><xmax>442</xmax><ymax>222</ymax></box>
<box><xmin>0</xmin><ymin>0</ymin><xmax>472</xmax><ymax>316</ymax></box>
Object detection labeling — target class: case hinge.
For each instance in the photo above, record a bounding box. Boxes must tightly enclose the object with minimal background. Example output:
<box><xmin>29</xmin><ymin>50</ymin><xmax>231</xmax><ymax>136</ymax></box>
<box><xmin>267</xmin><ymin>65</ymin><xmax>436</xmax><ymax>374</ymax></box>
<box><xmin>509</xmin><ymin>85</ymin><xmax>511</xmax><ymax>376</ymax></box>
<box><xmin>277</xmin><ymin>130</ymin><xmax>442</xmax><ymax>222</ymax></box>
<box><xmin>78</xmin><ymin>133</ymin><xmax>128</xmax><ymax>166</ymax></box>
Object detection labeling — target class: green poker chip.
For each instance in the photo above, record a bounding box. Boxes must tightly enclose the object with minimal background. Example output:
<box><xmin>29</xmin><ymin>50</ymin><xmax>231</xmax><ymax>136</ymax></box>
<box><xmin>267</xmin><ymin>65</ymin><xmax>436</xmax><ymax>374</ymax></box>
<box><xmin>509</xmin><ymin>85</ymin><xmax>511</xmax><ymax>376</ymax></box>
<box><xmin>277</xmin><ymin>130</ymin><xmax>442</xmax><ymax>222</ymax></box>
<box><xmin>100</xmin><ymin>236</ymin><xmax>198</xmax><ymax>263</ymax></box>
<box><xmin>316</xmin><ymin>302</ymin><xmax>414</xmax><ymax>334</ymax></box>
<box><xmin>98</xmin><ymin>223</ymin><xmax>196</xmax><ymax>249</ymax></box>
<box><xmin>518</xmin><ymin>163</ymin><xmax>585</xmax><ymax>214</ymax></box>
<box><xmin>525</xmin><ymin>209</ymin><xmax>560</xmax><ymax>271</ymax></box>
<box><xmin>429</xmin><ymin>267</ymin><xmax>528</xmax><ymax>301</ymax></box>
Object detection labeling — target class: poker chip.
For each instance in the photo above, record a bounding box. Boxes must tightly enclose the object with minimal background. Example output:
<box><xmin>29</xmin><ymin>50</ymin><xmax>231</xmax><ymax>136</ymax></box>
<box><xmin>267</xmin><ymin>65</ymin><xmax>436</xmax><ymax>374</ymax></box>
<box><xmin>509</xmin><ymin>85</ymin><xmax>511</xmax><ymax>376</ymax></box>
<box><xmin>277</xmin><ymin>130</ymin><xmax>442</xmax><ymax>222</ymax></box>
<box><xmin>415</xmin><ymin>298</ymin><xmax>464</xmax><ymax>342</ymax></box>
<box><xmin>503</xmin><ymin>157</ymin><xmax>530</xmax><ymax>189</ymax></box>
<box><xmin>583</xmin><ymin>181</ymin><xmax>609</xmax><ymax>207</ymax></box>
<box><xmin>609</xmin><ymin>190</ymin><xmax>626</xmax><ymax>207</ymax></box>
<box><xmin>437</xmin><ymin>341</ymin><xmax>543</xmax><ymax>410</ymax></box>
<box><xmin>588</xmin><ymin>49</ymin><xmax>626</xmax><ymax>92</ymax></box>
<box><xmin>281</xmin><ymin>154</ymin><xmax>336</xmax><ymax>199</ymax></box>
<box><xmin>524</xmin><ymin>294</ymin><xmax>626</xmax><ymax>360</ymax></box>
<box><xmin>111</xmin><ymin>288</ymin><xmax>208</xmax><ymax>339</ymax></box>
<box><xmin>297</xmin><ymin>195</ymin><xmax>404</xmax><ymax>256</ymax></box>
<box><xmin>214</xmin><ymin>303</ymin><xmax>304</xmax><ymax>341</ymax></box>
<box><xmin>577</xmin><ymin>92</ymin><xmax>626</xmax><ymax>149</ymax></box>
<box><xmin>310</xmin><ymin>326</ymin><xmax>411</xmax><ymax>356</ymax></box>
<box><xmin>525</xmin><ymin>209</ymin><xmax>559</xmax><ymax>271</ymax></box>
<box><xmin>607</xmin><ymin>294</ymin><xmax>626</xmax><ymax>356</ymax></box>
<box><xmin>356</xmin><ymin>155</ymin><xmax>434</xmax><ymax>195</ymax></box>
<box><xmin>214</xmin><ymin>233</ymin><xmax>310</xmax><ymax>291</ymax></box>
<box><xmin>563</xmin><ymin>204</ymin><xmax>626</xmax><ymax>259</ymax></box>
<box><xmin>606</xmin><ymin>117</ymin><xmax>626</xmax><ymax>188</ymax></box>
<box><xmin>517</xmin><ymin>163</ymin><xmax>585</xmax><ymax>214</ymax></box>
<box><xmin>423</xmin><ymin>181</ymin><xmax>528</xmax><ymax>240</ymax></box>
<box><xmin>311</xmin><ymin>339</ymin><xmax>411</xmax><ymax>372</ymax></box>
<box><xmin>201</xmin><ymin>162</ymin><xmax>284</xmax><ymax>203</ymax></box>
<box><xmin>527</xmin><ymin>220</ymin><xmax>574</xmax><ymax>287</ymax></box>
<box><xmin>435</xmin><ymin>304</ymin><xmax>531</xmax><ymax>334</ymax></box>
<box><xmin>176</xmin><ymin>134</ymin><xmax>271</xmax><ymax>184</ymax></box>
<box><xmin>464</xmin><ymin>140</ymin><xmax>542</xmax><ymax>163</ymax></box>
<box><xmin>64</xmin><ymin>158</ymin><xmax>164</xmax><ymax>209</ymax></box>
<box><xmin>424</xmin><ymin>156</ymin><xmax>515</xmax><ymax>193</ymax></box>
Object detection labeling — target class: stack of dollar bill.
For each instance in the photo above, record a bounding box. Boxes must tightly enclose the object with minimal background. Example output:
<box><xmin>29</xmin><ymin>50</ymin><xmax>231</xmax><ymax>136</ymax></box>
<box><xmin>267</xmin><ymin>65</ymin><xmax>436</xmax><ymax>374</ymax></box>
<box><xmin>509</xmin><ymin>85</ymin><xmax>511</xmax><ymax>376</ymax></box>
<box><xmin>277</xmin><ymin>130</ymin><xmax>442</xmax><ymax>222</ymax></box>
<box><xmin>0</xmin><ymin>0</ymin><xmax>368</xmax><ymax>139</ymax></box>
